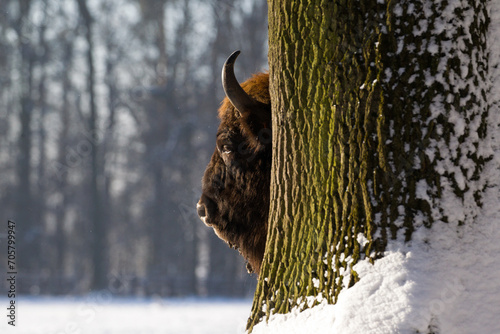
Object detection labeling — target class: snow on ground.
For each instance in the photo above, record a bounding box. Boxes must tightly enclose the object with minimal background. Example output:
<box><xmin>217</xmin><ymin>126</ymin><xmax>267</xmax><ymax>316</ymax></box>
<box><xmin>253</xmin><ymin>1</ymin><xmax>500</xmax><ymax>334</ymax></box>
<box><xmin>0</xmin><ymin>297</ymin><xmax>252</xmax><ymax>334</ymax></box>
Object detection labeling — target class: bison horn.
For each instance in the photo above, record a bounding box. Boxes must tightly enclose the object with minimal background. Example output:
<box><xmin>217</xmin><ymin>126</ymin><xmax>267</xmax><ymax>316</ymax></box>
<box><xmin>222</xmin><ymin>50</ymin><xmax>269</xmax><ymax>120</ymax></box>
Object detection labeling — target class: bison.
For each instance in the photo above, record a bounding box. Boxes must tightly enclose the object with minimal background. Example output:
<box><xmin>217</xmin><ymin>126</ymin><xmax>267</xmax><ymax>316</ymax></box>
<box><xmin>197</xmin><ymin>51</ymin><xmax>271</xmax><ymax>274</ymax></box>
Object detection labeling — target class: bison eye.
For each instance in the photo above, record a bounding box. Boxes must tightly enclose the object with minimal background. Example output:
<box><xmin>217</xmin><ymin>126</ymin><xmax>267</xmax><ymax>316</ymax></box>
<box><xmin>220</xmin><ymin>145</ymin><xmax>233</xmax><ymax>154</ymax></box>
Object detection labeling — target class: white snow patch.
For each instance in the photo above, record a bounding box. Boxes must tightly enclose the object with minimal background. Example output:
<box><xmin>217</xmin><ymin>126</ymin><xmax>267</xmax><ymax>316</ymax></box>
<box><xmin>0</xmin><ymin>297</ymin><xmax>252</xmax><ymax>334</ymax></box>
<box><xmin>356</xmin><ymin>233</ymin><xmax>369</xmax><ymax>248</ymax></box>
<box><xmin>415</xmin><ymin>179</ymin><xmax>430</xmax><ymax>201</ymax></box>
<box><xmin>393</xmin><ymin>4</ymin><xmax>403</xmax><ymax>17</ymax></box>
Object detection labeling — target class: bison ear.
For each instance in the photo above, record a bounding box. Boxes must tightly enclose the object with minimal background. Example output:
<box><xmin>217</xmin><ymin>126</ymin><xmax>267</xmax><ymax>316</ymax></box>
<box><xmin>222</xmin><ymin>51</ymin><xmax>270</xmax><ymax>123</ymax></box>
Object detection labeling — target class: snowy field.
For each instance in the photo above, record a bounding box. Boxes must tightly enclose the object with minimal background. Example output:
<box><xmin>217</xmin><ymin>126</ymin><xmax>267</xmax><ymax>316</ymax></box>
<box><xmin>0</xmin><ymin>296</ymin><xmax>252</xmax><ymax>334</ymax></box>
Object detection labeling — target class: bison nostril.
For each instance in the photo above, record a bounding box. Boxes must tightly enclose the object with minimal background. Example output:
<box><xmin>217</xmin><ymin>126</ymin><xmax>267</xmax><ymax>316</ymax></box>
<box><xmin>197</xmin><ymin>202</ymin><xmax>207</xmax><ymax>220</ymax></box>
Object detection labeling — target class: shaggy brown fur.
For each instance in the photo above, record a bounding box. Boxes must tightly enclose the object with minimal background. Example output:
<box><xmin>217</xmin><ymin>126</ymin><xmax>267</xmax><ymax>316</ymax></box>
<box><xmin>198</xmin><ymin>72</ymin><xmax>271</xmax><ymax>274</ymax></box>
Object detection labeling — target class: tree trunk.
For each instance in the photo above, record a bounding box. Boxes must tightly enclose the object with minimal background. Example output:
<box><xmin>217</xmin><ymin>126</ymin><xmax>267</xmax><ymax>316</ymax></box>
<box><xmin>248</xmin><ymin>0</ymin><xmax>491</xmax><ymax>331</ymax></box>
<box><xmin>36</xmin><ymin>5</ymin><xmax>49</xmax><ymax>279</ymax></box>
<box><xmin>77</xmin><ymin>0</ymin><xmax>107</xmax><ymax>291</ymax></box>
<box><xmin>54</xmin><ymin>34</ymin><xmax>74</xmax><ymax>280</ymax></box>
<box><xmin>15</xmin><ymin>0</ymin><xmax>39</xmax><ymax>278</ymax></box>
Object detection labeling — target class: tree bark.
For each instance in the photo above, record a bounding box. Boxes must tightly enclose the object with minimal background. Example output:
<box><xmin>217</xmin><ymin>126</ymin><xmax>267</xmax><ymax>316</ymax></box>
<box><xmin>15</xmin><ymin>0</ymin><xmax>39</xmax><ymax>276</ymax></box>
<box><xmin>54</xmin><ymin>36</ymin><xmax>73</xmax><ymax>279</ymax></box>
<box><xmin>77</xmin><ymin>0</ymin><xmax>107</xmax><ymax>290</ymax></box>
<box><xmin>248</xmin><ymin>0</ymin><xmax>490</xmax><ymax>331</ymax></box>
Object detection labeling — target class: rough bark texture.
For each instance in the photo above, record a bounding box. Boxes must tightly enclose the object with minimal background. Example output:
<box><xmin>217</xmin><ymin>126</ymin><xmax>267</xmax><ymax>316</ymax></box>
<box><xmin>248</xmin><ymin>0</ymin><xmax>489</xmax><ymax>331</ymax></box>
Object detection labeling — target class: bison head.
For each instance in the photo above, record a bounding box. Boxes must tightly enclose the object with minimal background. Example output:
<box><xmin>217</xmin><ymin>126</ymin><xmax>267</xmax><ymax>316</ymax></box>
<box><xmin>197</xmin><ymin>51</ymin><xmax>271</xmax><ymax>274</ymax></box>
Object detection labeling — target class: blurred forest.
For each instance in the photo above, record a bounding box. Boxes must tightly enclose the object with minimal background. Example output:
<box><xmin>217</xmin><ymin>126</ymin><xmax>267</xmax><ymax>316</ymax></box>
<box><xmin>0</xmin><ymin>0</ymin><xmax>268</xmax><ymax>297</ymax></box>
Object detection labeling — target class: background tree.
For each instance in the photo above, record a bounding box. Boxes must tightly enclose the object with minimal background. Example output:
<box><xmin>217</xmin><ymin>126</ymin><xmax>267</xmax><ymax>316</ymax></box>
<box><xmin>76</xmin><ymin>0</ymin><xmax>108</xmax><ymax>291</ymax></box>
<box><xmin>248</xmin><ymin>0</ymin><xmax>496</xmax><ymax>332</ymax></box>
<box><xmin>13</xmin><ymin>0</ymin><xmax>39</xmax><ymax>289</ymax></box>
